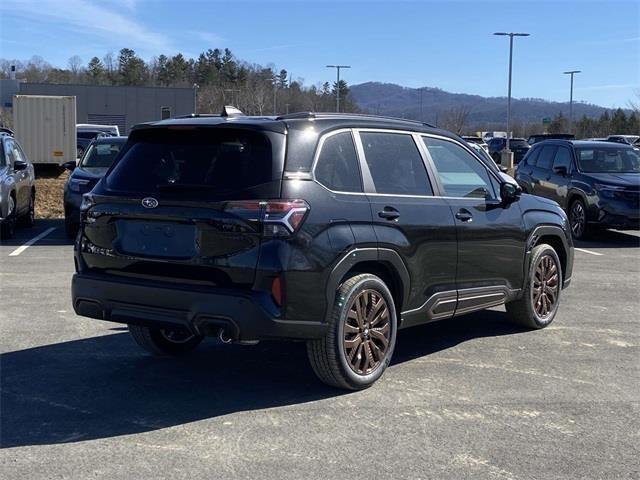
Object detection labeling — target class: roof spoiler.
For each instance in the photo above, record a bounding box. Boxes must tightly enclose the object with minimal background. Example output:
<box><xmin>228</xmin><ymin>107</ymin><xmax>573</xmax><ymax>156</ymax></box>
<box><xmin>221</xmin><ymin>106</ymin><xmax>245</xmax><ymax>118</ymax></box>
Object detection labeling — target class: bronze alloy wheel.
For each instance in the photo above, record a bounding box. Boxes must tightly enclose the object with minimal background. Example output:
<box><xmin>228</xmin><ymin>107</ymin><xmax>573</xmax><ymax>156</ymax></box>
<box><xmin>343</xmin><ymin>289</ymin><xmax>391</xmax><ymax>375</ymax></box>
<box><xmin>570</xmin><ymin>201</ymin><xmax>586</xmax><ymax>238</ymax></box>
<box><xmin>532</xmin><ymin>254</ymin><xmax>560</xmax><ymax>319</ymax></box>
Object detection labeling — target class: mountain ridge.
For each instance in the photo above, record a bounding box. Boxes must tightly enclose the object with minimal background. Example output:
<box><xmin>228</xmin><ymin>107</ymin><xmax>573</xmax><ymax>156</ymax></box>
<box><xmin>349</xmin><ymin>81</ymin><xmax>619</xmax><ymax>127</ymax></box>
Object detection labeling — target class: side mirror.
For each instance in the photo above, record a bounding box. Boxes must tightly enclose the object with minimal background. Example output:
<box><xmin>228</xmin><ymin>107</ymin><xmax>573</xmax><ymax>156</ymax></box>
<box><xmin>13</xmin><ymin>160</ymin><xmax>28</xmax><ymax>171</ymax></box>
<box><xmin>500</xmin><ymin>181</ymin><xmax>522</xmax><ymax>204</ymax></box>
<box><xmin>62</xmin><ymin>160</ymin><xmax>77</xmax><ymax>171</ymax></box>
<box><xmin>553</xmin><ymin>165</ymin><xmax>567</xmax><ymax>175</ymax></box>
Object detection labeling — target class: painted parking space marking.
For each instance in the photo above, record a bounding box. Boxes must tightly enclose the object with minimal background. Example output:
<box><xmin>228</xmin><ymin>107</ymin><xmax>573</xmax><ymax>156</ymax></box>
<box><xmin>8</xmin><ymin>227</ymin><xmax>57</xmax><ymax>257</ymax></box>
<box><xmin>574</xmin><ymin>247</ymin><xmax>604</xmax><ymax>256</ymax></box>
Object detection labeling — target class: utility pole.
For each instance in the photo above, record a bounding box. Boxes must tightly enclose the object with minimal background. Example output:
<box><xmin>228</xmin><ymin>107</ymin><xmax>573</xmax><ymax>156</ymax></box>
<box><xmin>493</xmin><ymin>32</ymin><xmax>530</xmax><ymax>169</ymax></box>
<box><xmin>193</xmin><ymin>83</ymin><xmax>199</xmax><ymax>115</ymax></box>
<box><xmin>564</xmin><ymin>70</ymin><xmax>581</xmax><ymax>133</ymax></box>
<box><xmin>326</xmin><ymin>65</ymin><xmax>351</xmax><ymax>112</ymax></box>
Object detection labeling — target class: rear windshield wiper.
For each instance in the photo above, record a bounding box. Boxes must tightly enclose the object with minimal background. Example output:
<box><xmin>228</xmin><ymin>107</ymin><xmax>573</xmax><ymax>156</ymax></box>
<box><xmin>156</xmin><ymin>183</ymin><xmax>214</xmax><ymax>191</ymax></box>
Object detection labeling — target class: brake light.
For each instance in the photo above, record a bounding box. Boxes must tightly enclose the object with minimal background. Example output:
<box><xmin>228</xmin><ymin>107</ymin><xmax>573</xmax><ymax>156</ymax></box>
<box><xmin>224</xmin><ymin>199</ymin><xmax>309</xmax><ymax>237</ymax></box>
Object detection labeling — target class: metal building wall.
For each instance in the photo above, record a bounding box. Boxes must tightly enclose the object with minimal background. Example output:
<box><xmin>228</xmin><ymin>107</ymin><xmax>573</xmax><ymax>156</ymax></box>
<box><xmin>18</xmin><ymin>83</ymin><xmax>195</xmax><ymax>133</ymax></box>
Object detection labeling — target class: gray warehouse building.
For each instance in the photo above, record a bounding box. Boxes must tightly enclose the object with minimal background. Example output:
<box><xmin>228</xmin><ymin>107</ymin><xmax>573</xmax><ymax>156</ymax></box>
<box><xmin>1</xmin><ymin>80</ymin><xmax>195</xmax><ymax>133</ymax></box>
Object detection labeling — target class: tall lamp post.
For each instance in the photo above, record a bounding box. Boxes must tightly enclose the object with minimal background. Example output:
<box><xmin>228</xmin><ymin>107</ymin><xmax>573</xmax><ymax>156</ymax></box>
<box><xmin>326</xmin><ymin>65</ymin><xmax>351</xmax><ymax>112</ymax></box>
<box><xmin>494</xmin><ymin>31</ymin><xmax>530</xmax><ymax>169</ymax></box>
<box><xmin>563</xmin><ymin>70</ymin><xmax>581</xmax><ymax>133</ymax></box>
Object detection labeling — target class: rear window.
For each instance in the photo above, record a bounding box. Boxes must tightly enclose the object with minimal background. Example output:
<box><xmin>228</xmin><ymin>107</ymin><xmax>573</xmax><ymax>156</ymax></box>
<box><xmin>510</xmin><ymin>139</ymin><xmax>529</xmax><ymax>149</ymax></box>
<box><xmin>106</xmin><ymin>128</ymin><xmax>275</xmax><ymax>199</ymax></box>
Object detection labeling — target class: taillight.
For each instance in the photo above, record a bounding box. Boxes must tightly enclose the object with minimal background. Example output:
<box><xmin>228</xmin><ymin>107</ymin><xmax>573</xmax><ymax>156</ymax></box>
<box><xmin>224</xmin><ymin>199</ymin><xmax>309</xmax><ymax>237</ymax></box>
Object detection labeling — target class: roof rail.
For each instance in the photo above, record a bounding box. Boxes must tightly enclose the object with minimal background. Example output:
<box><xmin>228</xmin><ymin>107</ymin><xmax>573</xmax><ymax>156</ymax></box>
<box><xmin>275</xmin><ymin>111</ymin><xmax>435</xmax><ymax>128</ymax></box>
<box><xmin>173</xmin><ymin>113</ymin><xmax>221</xmax><ymax>119</ymax></box>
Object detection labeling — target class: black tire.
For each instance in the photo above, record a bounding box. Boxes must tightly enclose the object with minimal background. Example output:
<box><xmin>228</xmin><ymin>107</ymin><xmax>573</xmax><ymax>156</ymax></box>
<box><xmin>506</xmin><ymin>243</ymin><xmax>562</xmax><ymax>329</ymax></box>
<box><xmin>307</xmin><ymin>273</ymin><xmax>397</xmax><ymax>390</ymax></box>
<box><xmin>568</xmin><ymin>198</ymin><xmax>588</xmax><ymax>240</ymax></box>
<box><xmin>128</xmin><ymin>324</ymin><xmax>204</xmax><ymax>356</ymax></box>
<box><xmin>64</xmin><ymin>214</ymin><xmax>79</xmax><ymax>239</ymax></box>
<box><xmin>18</xmin><ymin>192</ymin><xmax>35</xmax><ymax>228</ymax></box>
<box><xmin>1</xmin><ymin>195</ymin><xmax>16</xmax><ymax>240</ymax></box>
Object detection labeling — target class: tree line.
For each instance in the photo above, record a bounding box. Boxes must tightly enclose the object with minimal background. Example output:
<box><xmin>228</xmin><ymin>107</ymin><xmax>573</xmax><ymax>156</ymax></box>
<box><xmin>0</xmin><ymin>48</ymin><xmax>359</xmax><ymax>115</ymax></box>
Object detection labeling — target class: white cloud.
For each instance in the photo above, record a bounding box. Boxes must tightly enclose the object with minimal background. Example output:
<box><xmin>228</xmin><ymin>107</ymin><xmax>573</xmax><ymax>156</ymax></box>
<box><xmin>190</xmin><ymin>31</ymin><xmax>224</xmax><ymax>46</ymax></box>
<box><xmin>0</xmin><ymin>0</ymin><xmax>173</xmax><ymax>56</ymax></box>
<box><xmin>581</xmin><ymin>83</ymin><xmax>640</xmax><ymax>91</ymax></box>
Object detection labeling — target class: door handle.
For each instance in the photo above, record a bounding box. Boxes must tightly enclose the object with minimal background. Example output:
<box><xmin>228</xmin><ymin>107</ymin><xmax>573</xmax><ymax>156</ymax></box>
<box><xmin>455</xmin><ymin>209</ymin><xmax>473</xmax><ymax>222</ymax></box>
<box><xmin>378</xmin><ymin>207</ymin><xmax>400</xmax><ymax>220</ymax></box>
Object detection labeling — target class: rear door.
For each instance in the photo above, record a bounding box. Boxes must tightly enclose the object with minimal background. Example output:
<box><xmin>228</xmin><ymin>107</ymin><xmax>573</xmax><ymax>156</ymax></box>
<box><xmin>81</xmin><ymin>126</ymin><xmax>285</xmax><ymax>288</ymax></box>
<box><xmin>540</xmin><ymin>145</ymin><xmax>573</xmax><ymax>208</ymax></box>
<box><xmin>355</xmin><ymin>129</ymin><xmax>458</xmax><ymax>324</ymax></box>
<box><xmin>531</xmin><ymin>145</ymin><xmax>558</xmax><ymax>198</ymax></box>
<box><xmin>421</xmin><ymin>135</ymin><xmax>526</xmax><ymax>307</ymax></box>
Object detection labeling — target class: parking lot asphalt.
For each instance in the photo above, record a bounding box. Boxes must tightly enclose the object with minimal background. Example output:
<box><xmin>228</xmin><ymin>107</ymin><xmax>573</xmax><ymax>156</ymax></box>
<box><xmin>1</xmin><ymin>219</ymin><xmax>639</xmax><ymax>480</ymax></box>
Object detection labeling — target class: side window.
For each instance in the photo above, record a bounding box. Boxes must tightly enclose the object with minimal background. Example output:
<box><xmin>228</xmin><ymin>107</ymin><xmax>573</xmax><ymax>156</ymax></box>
<box><xmin>359</xmin><ymin>132</ymin><xmax>433</xmax><ymax>195</ymax></box>
<box><xmin>4</xmin><ymin>139</ymin><xmax>15</xmax><ymax>167</ymax></box>
<box><xmin>14</xmin><ymin>143</ymin><xmax>29</xmax><ymax>164</ymax></box>
<box><xmin>314</xmin><ymin>131</ymin><xmax>362</xmax><ymax>192</ymax></box>
<box><xmin>422</xmin><ymin>136</ymin><xmax>497</xmax><ymax>200</ymax></box>
<box><xmin>0</xmin><ymin>141</ymin><xmax>6</xmax><ymax>167</ymax></box>
<box><xmin>536</xmin><ymin>146</ymin><xmax>557</xmax><ymax>170</ymax></box>
<box><xmin>552</xmin><ymin>147</ymin><xmax>572</xmax><ymax>171</ymax></box>
<box><xmin>525</xmin><ymin>146</ymin><xmax>541</xmax><ymax>166</ymax></box>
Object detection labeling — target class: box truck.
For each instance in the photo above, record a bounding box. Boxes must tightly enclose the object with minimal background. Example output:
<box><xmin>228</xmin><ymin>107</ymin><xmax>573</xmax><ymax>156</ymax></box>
<box><xmin>12</xmin><ymin>95</ymin><xmax>76</xmax><ymax>165</ymax></box>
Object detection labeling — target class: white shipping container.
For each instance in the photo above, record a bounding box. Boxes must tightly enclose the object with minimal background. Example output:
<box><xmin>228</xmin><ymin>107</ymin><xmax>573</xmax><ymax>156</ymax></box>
<box><xmin>12</xmin><ymin>95</ymin><xmax>76</xmax><ymax>165</ymax></box>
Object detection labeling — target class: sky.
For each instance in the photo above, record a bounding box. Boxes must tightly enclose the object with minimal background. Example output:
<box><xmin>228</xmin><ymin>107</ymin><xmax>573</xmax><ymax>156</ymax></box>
<box><xmin>0</xmin><ymin>0</ymin><xmax>638</xmax><ymax>108</ymax></box>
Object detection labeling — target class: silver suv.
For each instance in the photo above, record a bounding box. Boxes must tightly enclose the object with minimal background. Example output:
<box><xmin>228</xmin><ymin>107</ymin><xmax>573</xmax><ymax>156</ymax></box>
<box><xmin>0</xmin><ymin>132</ymin><xmax>35</xmax><ymax>239</ymax></box>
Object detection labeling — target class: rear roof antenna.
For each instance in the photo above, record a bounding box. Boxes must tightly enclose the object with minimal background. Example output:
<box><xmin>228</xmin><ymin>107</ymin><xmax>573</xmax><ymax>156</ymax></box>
<box><xmin>221</xmin><ymin>105</ymin><xmax>245</xmax><ymax>118</ymax></box>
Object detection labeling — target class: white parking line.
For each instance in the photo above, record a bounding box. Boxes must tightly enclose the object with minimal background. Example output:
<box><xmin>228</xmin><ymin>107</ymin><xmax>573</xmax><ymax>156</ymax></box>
<box><xmin>575</xmin><ymin>247</ymin><xmax>604</xmax><ymax>256</ymax></box>
<box><xmin>8</xmin><ymin>227</ymin><xmax>57</xmax><ymax>256</ymax></box>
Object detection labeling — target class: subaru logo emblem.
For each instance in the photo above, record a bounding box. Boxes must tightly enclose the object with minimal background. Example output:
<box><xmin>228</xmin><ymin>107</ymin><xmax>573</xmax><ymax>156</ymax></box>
<box><xmin>141</xmin><ymin>197</ymin><xmax>158</xmax><ymax>209</ymax></box>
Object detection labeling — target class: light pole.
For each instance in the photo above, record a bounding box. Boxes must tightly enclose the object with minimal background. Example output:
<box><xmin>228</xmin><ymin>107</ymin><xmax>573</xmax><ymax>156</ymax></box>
<box><xmin>563</xmin><ymin>70</ymin><xmax>581</xmax><ymax>133</ymax></box>
<box><xmin>494</xmin><ymin>32</ymin><xmax>529</xmax><ymax>166</ymax></box>
<box><xmin>326</xmin><ymin>65</ymin><xmax>351</xmax><ymax>112</ymax></box>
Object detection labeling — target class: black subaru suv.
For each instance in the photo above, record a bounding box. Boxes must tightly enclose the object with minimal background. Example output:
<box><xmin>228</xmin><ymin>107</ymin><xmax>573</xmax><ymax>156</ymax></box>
<box><xmin>72</xmin><ymin>111</ymin><xmax>574</xmax><ymax>390</ymax></box>
<box><xmin>515</xmin><ymin>139</ymin><xmax>640</xmax><ymax>239</ymax></box>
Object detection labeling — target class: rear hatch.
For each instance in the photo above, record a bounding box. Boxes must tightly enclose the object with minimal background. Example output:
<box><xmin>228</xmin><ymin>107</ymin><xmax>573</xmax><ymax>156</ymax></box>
<box><xmin>79</xmin><ymin>125</ymin><xmax>286</xmax><ymax>288</ymax></box>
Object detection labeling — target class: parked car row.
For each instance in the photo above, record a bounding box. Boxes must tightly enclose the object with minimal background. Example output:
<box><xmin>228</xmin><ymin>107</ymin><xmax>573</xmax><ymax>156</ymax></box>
<box><xmin>515</xmin><ymin>139</ymin><xmax>640</xmax><ymax>239</ymax></box>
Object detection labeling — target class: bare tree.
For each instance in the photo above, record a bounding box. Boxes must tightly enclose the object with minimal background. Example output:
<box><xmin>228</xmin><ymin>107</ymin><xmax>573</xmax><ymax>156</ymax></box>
<box><xmin>440</xmin><ymin>105</ymin><xmax>472</xmax><ymax>134</ymax></box>
<box><xmin>68</xmin><ymin>55</ymin><xmax>83</xmax><ymax>75</ymax></box>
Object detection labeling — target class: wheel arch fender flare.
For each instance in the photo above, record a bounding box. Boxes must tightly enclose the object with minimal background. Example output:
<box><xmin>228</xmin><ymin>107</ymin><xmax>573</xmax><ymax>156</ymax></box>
<box><xmin>325</xmin><ymin>247</ymin><xmax>411</xmax><ymax>315</ymax></box>
<box><xmin>524</xmin><ymin>224</ymin><xmax>572</xmax><ymax>289</ymax></box>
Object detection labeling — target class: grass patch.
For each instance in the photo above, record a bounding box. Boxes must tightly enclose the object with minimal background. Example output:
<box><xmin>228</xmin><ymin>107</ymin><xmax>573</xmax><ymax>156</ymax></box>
<box><xmin>35</xmin><ymin>168</ymin><xmax>68</xmax><ymax>219</ymax></box>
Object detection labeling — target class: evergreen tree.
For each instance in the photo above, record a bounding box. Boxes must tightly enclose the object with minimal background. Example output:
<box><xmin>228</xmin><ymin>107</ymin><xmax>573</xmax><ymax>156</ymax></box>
<box><xmin>86</xmin><ymin>57</ymin><xmax>105</xmax><ymax>84</ymax></box>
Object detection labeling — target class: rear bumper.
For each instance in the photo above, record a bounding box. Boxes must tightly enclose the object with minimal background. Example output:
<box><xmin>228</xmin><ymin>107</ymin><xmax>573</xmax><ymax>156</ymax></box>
<box><xmin>71</xmin><ymin>272</ymin><xmax>327</xmax><ymax>341</ymax></box>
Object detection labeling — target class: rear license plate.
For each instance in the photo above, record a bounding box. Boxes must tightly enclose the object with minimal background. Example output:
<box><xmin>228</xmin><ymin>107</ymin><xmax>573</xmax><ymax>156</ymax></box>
<box><xmin>115</xmin><ymin>221</ymin><xmax>197</xmax><ymax>259</ymax></box>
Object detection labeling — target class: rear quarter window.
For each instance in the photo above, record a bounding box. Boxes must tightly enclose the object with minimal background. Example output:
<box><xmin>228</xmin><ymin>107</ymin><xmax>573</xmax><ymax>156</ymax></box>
<box><xmin>314</xmin><ymin>132</ymin><xmax>362</xmax><ymax>192</ymax></box>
